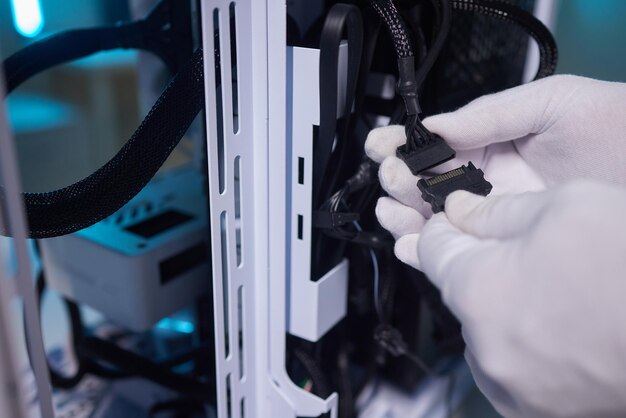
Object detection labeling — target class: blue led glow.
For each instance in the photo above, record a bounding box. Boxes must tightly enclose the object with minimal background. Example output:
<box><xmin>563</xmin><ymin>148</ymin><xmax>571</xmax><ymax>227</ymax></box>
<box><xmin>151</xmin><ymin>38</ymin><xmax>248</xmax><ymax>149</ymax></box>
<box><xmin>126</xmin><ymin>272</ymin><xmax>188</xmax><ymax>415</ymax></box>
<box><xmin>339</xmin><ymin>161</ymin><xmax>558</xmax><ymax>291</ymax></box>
<box><xmin>156</xmin><ymin>317</ymin><xmax>195</xmax><ymax>334</ymax></box>
<box><xmin>10</xmin><ymin>0</ymin><xmax>44</xmax><ymax>38</ymax></box>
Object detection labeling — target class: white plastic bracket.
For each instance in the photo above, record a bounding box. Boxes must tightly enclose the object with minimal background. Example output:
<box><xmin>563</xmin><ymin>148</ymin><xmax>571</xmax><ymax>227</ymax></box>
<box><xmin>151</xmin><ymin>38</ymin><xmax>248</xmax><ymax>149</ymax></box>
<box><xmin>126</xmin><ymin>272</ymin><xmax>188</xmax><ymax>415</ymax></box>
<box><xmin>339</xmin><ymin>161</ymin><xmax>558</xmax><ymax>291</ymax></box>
<box><xmin>287</xmin><ymin>44</ymin><xmax>350</xmax><ymax>342</ymax></box>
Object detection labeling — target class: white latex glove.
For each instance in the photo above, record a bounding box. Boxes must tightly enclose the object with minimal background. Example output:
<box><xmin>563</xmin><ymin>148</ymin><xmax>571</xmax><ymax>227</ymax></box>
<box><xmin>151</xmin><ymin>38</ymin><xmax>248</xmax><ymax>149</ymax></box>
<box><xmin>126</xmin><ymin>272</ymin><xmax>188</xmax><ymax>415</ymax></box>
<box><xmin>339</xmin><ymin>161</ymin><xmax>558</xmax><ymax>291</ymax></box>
<box><xmin>365</xmin><ymin>75</ymin><xmax>626</xmax><ymax>238</ymax></box>
<box><xmin>412</xmin><ymin>182</ymin><xmax>626</xmax><ymax>418</ymax></box>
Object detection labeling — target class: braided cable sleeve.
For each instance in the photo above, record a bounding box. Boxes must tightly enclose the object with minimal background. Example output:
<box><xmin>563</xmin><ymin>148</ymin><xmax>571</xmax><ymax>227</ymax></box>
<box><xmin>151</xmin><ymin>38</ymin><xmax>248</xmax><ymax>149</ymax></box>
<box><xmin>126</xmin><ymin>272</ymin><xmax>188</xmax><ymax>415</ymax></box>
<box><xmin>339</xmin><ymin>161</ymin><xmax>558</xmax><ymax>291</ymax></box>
<box><xmin>3</xmin><ymin>0</ymin><xmax>189</xmax><ymax>94</ymax></box>
<box><xmin>370</xmin><ymin>0</ymin><xmax>414</xmax><ymax>59</ymax></box>
<box><xmin>10</xmin><ymin>49</ymin><xmax>205</xmax><ymax>239</ymax></box>
<box><xmin>451</xmin><ymin>0</ymin><xmax>558</xmax><ymax>79</ymax></box>
<box><xmin>3</xmin><ymin>27</ymin><xmax>129</xmax><ymax>94</ymax></box>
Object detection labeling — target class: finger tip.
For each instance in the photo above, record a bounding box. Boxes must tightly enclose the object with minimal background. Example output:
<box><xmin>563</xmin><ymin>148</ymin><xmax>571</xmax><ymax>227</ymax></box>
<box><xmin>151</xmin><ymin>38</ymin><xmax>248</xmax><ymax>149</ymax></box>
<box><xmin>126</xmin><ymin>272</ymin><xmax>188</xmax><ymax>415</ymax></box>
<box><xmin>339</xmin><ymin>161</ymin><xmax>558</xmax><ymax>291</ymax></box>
<box><xmin>374</xmin><ymin>196</ymin><xmax>393</xmax><ymax>219</ymax></box>
<box><xmin>445</xmin><ymin>191</ymin><xmax>487</xmax><ymax>222</ymax></box>
<box><xmin>374</xmin><ymin>197</ymin><xmax>392</xmax><ymax>227</ymax></box>
<box><xmin>364</xmin><ymin>125</ymin><xmax>406</xmax><ymax>163</ymax></box>
<box><xmin>422</xmin><ymin>114</ymin><xmax>446</xmax><ymax>132</ymax></box>
<box><xmin>394</xmin><ymin>234</ymin><xmax>421</xmax><ymax>270</ymax></box>
<box><xmin>376</xmin><ymin>197</ymin><xmax>427</xmax><ymax>239</ymax></box>
<box><xmin>378</xmin><ymin>158</ymin><xmax>399</xmax><ymax>190</ymax></box>
<box><xmin>446</xmin><ymin>189</ymin><xmax>477</xmax><ymax>206</ymax></box>
<box><xmin>379</xmin><ymin>156</ymin><xmax>410</xmax><ymax>185</ymax></box>
<box><xmin>422</xmin><ymin>114</ymin><xmax>460</xmax><ymax>143</ymax></box>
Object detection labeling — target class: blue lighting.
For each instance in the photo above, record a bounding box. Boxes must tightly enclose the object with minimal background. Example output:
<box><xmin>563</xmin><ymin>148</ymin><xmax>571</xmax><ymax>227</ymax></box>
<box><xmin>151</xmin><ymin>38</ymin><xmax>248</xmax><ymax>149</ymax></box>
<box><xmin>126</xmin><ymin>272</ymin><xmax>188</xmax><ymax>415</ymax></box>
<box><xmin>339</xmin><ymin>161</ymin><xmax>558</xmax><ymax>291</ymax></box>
<box><xmin>156</xmin><ymin>317</ymin><xmax>195</xmax><ymax>334</ymax></box>
<box><xmin>10</xmin><ymin>0</ymin><xmax>44</xmax><ymax>38</ymax></box>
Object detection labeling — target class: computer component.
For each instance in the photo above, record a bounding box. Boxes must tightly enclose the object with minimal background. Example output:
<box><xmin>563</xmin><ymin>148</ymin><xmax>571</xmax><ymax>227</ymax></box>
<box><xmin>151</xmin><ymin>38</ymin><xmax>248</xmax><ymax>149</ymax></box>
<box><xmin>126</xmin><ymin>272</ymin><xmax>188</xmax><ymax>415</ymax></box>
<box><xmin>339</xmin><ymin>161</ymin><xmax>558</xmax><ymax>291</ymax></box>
<box><xmin>40</xmin><ymin>168</ymin><xmax>210</xmax><ymax>332</ymax></box>
<box><xmin>418</xmin><ymin>162</ymin><xmax>493</xmax><ymax>213</ymax></box>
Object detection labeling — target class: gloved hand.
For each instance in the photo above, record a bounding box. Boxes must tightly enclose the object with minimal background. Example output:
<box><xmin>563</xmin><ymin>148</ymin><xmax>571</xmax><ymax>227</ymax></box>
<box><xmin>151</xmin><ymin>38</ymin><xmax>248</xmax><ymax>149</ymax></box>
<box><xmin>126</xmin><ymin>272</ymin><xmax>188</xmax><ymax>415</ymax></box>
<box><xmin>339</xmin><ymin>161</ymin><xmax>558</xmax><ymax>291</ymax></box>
<box><xmin>365</xmin><ymin>75</ymin><xmax>626</xmax><ymax>234</ymax></box>
<box><xmin>410</xmin><ymin>182</ymin><xmax>626</xmax><ymax>418</ymax></box>
<box><xmin>364</xmin><ymin>75</ymin><xmax>626</xmax><ymax>417</ymax></box>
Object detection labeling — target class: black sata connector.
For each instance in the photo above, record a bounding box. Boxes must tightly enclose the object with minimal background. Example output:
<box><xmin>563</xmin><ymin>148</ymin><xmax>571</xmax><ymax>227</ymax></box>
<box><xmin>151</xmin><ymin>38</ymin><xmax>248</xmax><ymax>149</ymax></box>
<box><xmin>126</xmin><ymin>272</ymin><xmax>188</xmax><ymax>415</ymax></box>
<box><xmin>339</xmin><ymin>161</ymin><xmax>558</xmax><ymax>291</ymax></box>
<box><xmin>417</xmin><ymin>162</ymin><xmax>492</xmax><ymax>213</ymax></box>
<box><xmin>396</xmin><ymin>133</ymin><xmax>456</xmax><ymax>175</ymax></box>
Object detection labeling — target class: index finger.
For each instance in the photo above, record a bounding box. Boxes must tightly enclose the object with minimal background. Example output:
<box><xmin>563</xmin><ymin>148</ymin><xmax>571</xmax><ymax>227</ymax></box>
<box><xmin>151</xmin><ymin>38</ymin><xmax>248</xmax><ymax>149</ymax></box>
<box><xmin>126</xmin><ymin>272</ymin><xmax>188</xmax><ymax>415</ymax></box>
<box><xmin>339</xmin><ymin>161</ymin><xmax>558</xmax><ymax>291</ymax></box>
<box><xmin>423</xmin><ymin>75</ymin><xmax>573</xmax><ymax>150</ymax></box>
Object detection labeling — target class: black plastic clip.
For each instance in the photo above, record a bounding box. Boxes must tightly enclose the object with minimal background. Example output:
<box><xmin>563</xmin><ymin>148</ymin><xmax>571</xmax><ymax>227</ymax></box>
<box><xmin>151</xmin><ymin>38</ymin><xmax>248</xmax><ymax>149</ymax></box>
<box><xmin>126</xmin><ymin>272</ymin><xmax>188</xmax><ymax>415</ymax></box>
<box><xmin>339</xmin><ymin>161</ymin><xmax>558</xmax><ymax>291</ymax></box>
<box><xmin>312</xmin><ymin>211</ymin><xmax>360</xmax><ymax>229</ymax></box>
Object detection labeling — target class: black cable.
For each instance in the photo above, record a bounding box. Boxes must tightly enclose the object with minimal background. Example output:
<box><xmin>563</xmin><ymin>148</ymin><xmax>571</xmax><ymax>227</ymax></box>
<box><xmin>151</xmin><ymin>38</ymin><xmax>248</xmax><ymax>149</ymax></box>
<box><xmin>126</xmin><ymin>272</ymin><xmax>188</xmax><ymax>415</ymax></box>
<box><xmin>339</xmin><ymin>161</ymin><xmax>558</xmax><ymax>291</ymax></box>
<box><xmin>78</xmin><ymin>335</ymin><xmax>214</xmax><ymax>401</ymax></box>
<box><xmin>293</xmin><ymin>348</ymin><xmax>332</xmax><ymax>399</ymax></box>
<box><xmin>317</xmin><ymin>158</ymin><xmax>393</xmax><ymax>248</ymax></box>
<box><xmin>389</xmin><ymin>0</ymin><xmax>557</xmax><ymax>134</ymax></box>
<box><xmin>23</xmin><ymin>272</ymin><xmax>87</xmax><ymax>389</ymax></box>
<box><xmin>312</xmin><ymin>3</ymin><xmax>365</xmax><ymax>279</ymax></box>
<box><xmin>0</xmin><ymin>0</ymin><xmax>202</xmax><ymax>239</ymax></box>
<box><xmin>337</xmin><ymin>347</ymin><xmax>354</xmax><ymax>418</ymax></box>
<box><xmin>2</xmin><ymin>48</ymin><xmax>204</xmax><ymax>239</ymax></box>
<box><xmin>2</xmin><ymin>0</ymin><xmax>192</xmax><ymax>93</ymax></box>
<box><xmin>314</xmin><ymin>3</ymin><xmax>364</xmax><ymax>206</ymax></box>
<box><xmin>27</xmin><ymin>242</ymin><xmax>207</xmax><ymax>392</ymax></box>
<box><xmin>450</xmin><ymin>0</ymin><xmax>557</xmax><ymax>80</ymax></box>
<box><xmin>412</xmin><ymin>0</ymin><xmax>556</xmax><ymax>84</ymax></box>
<box><xmin>369</xmin><ymin>0</ymin><xmax>414</xmax><ymax>59</ymax></box>
<box><xmin>353</xmin><ymin>13</ymin><xmax>382</xmax><ymax>123</ymax></box>
<box><xmin>370</xmin><ymin>0</ymin><xmax>439</xmax><ymax>150</ymax></box>
<box><xmin>414</xmin><ymin>0</ymin><xmax>451</xmax><ymax>88</ymax></box>
<box><xmin>25</xmin><ymin>268</ymin><xmax>131</xmax><ymax>390</ymax></box>
<box><xmin>402</xmin><ymin>0</ymin><xmax>451</xmax><ymax>150</ymax></box>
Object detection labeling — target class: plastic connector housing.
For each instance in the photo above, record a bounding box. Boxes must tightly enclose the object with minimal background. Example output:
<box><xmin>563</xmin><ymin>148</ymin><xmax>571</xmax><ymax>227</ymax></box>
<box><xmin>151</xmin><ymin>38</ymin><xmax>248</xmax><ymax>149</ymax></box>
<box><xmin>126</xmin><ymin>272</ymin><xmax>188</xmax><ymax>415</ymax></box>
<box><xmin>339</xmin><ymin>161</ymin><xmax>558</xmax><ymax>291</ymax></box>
<box><xmin>417</xmin><ymin>162</ymin><xmax>492</xmax><ymax>213</ymax></box>
<box><xmin>396</xmin><ymin>134</ymin><xmax>456</xmax><ymax>175</ymax></box>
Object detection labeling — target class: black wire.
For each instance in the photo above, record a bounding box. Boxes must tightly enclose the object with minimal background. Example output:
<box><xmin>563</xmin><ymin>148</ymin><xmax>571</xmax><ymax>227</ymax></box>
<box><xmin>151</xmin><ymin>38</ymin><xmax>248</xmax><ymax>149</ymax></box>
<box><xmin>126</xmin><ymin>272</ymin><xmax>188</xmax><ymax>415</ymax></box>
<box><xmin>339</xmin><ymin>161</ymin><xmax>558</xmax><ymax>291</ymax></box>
<box><xmin>293</xmin><ymin>348</ymin><xmax>332</xmax><ymax>399</ymax></box>
<box><xmin>23</xmin><ymin>272</ymin><xmax>87</xmax><ymax>389</ymax></box>
<box><xmin>371</xmin><ymin>0</ymin><xmax>446</xmax><ymax>148</ymax></box>
<box><xmin>337</xmin><ymin>347</ymin><xmax>354</xmax><ymax>418</ymax></box>
<box><xmin>406</xmin><ymin>0</ymin><xmax>451</xmax><ymax>147</ymax></box>
<box><xmin>450</xmin><ymin>0</ymin><xmax>558</xmax><ymax>80</ymax></box>
<box><xmin>369</xmin><ymin>0</ymin><xmax>414</xmax><ymax>59</ymax></box>
<box><xmin>2</xmin><ymin>0</ymin><xmax>191</xmax><ymax>94</ymax></box>
<box><xmin>314</xmin><ymin>4</ymin><xmax>364</xmax><ymax>206</ymax></box>
<box><xmin>25</xmin><ymin>269</ymin><xmax>131</xmax><ymax>390</ymax></box>
<box><xmin>79</xmin><ymin>335</ymin><xmax>213</xmax><ymax>401</ymax></box>
<box><xmin>415</xmin><ymin>0</ymin><xmax>451</xmax><ymax>88</ymax></box>
<box><xmin>390</xmin><ymin>0</ymin><xmax>558</xmax><ymax>131</ymax></box>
